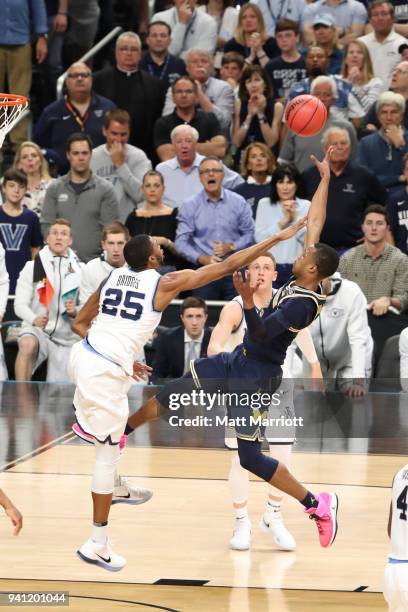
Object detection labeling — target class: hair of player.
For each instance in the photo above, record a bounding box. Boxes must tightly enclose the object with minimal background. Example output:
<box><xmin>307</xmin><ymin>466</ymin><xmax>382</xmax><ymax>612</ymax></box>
<box><xmin>66</xmin><ymin>132</ymin><xmax>93</xmax><ymax>152</ymax></box>
<box><xmin>314</xmin><ymin>243</ymin><xmax>339</xmax><ymax>279</ymax></box>
<box><xmin>363</xmin><ymin>203</ymin><xmax>390</xmax><ymax>224</ymax></box>
<box><xmin>3</xmin><ymin>167</ymin><xmax>28</xmax><ymax>188</ymax></box>
<box><xmin>48</xmin><ymin>218</ymin><xmax>72</xmax><ymax>235</ymax></box>
<box><xmin>240</xmin><ymin>141</ymin><xmax>276</xmax><ymax>178</ymax></box>
<box><xmin>180</xmin><ymin>296</ymin><xmax>208</xmax><ymax>316</ymax></box>
<box><xmin>248</xmin><ymin>252</ymin><xmax>277</xmax><ymax>268</ymax></box>
<box><xmin>102</xmin><ymin>222</ymin><xmax>130</xmax><ymax>242</ymax></box>
<box><xmin>270</xmin><ymin>162</ymin><xmax>303</xmax><ymax>201</ymax></box>
<box><xmin>123</xmin><ymin>235</ymin><xmax>154</xmax><ymax>269</ymax></box>
<box><xmin>103</xmin><ymin>109</ymin><xmax>131</xmax><ymax>129</ymax></box>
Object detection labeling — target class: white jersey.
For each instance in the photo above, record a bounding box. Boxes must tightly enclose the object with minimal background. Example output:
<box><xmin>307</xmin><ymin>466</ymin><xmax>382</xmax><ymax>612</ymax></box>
<box><xmin>87</xmin><ymin>267</ymin><xmax>162</xmax><ymax>376</ymax></box>
<box><xmin>389</xmin><ymin>464</ymin><xmax>408</xmax><ymax>560</ymax></box>
<box><xmin>223</xmin><ymin>295</ymin><xmax>295</xmax><ymax>376</ymax></box>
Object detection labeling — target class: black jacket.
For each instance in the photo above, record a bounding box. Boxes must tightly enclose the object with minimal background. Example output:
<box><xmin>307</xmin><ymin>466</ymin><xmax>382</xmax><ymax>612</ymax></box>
<box><xmin>152</xmin><ymin>326</ymin><xmax>211</xmax><ymax>381</ymax></box>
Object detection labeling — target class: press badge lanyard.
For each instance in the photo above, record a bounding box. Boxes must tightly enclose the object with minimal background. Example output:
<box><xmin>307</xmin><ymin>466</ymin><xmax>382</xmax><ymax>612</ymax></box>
<box><xmin>266</xmin><ymin>0</ymin><xmax>287</xmax><ymax>30</ymax></box>
<box><xmin>64</xmin><ymin>96</ymin><xmax>90</xmax><ymax>130</ymax></box>
<box><xmin>146</xmin><ymin>53</ymin><xmax>170</xmax><ymax>80</ymax></box>
<box><xmin>174</xmin><ymin>10</ymin><xmax>197</xmax><ymax>52</ymax></box>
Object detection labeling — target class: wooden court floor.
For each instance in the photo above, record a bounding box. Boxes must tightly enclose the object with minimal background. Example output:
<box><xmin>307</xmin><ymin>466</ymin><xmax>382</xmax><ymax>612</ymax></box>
<box><xmin>0</xmin><ymin>440</ymin><xmax>398</xmax><ymax>611</ymax></box>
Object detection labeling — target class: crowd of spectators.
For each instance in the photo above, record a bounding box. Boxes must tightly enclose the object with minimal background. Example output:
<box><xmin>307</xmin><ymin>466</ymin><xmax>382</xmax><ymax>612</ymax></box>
<box><xmin>0</xmin><ymin>0</ymin><xmax>408</xmax><ymax>389</ymax></box>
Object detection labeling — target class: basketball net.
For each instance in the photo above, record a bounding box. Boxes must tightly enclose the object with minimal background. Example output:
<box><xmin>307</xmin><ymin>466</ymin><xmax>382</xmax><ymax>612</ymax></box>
<box><xmin>0</xmin><ymin>94</ymin><xmax>29</xmax><ymax>149</ymax></box>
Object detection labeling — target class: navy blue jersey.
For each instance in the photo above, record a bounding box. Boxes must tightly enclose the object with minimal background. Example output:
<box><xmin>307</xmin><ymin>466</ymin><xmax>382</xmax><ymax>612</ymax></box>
<box><xmin>242</xmin><ymin>278</ymin><xmax>326</xmax><ymax>367</ymax></box>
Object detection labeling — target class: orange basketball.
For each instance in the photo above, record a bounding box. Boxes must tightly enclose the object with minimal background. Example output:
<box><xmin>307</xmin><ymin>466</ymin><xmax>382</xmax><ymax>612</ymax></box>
<box><xmin>285</xmin><ymin>95</ymin><xmax>327</xmax><ymax>137</ymax></box>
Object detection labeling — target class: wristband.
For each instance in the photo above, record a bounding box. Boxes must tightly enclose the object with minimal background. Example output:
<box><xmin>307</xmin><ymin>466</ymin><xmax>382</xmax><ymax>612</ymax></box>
<box><xmin>242</xmin><ymin>122</ymin><xmax>250</xmax><ymax>130</ymax></box>
<box><xmin>258</xmin><ymin>116</ymin><xmax>266</xmax><ymax>124</ymax></box>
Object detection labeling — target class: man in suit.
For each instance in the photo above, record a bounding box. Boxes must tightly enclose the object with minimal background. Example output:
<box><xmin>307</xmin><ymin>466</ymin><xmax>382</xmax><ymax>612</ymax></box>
<box><xmin>152</xmin><ymin>296</ymin><xmax>210</xmax><ymax>381</ymax></box>
<box><xmin>92</xmin><ymin>31</ymin><xmax>165</xmax><ymax>162</ymax></box>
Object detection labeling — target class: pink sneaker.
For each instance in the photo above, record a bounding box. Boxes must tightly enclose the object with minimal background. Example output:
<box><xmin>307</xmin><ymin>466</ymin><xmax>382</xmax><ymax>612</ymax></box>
<box><xmin>305</xmin><ymin>492</ymin><xmax>338</xmax><ymax>548</ymax></box>
<box><xmin>72</xmin><ymin>422</ymin><xmax>95</xmax><ymax>444</ymax></box>
<box><xmin>119</xmin><ymin>434</ymin><xmax>128</xmax><ymax>453</ymax></box>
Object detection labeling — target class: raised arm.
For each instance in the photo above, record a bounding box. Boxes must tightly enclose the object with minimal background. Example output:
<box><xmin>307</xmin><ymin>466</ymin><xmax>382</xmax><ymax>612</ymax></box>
<box><xmin>304</xmin><ymin>148</ymin><xmax>332</xmax><ymax>249</ymax></box>
<box><xmin>207</xmin><ymin>300</ymin><xmax>243</xmax><ymax>355</ymax></box>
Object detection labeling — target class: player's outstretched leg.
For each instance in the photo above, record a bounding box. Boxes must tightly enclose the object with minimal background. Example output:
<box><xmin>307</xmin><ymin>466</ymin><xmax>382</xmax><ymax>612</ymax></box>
<box><xmin>237</xmin><ymin>438</ymin><xmax>338</xmax><ymax>548</ymax></box>
<box><xmin>259</xmin><ymin>443</ymin><xmax>296</xmax><ymax>551</ymax></box>
<box><xmin>77</xmin><ymin>441</ymin><xmax>127</xmax><ymax>571</ymax></box>
<box><xmin>228</xmin><ymin>453</ymin><xmax>251</xmax><ymax>550</ymax></box>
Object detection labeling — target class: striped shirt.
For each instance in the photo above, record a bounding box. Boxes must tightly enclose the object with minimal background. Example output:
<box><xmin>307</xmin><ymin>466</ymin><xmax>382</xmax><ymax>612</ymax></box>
<box><xmin>338</xmin><ymin>243</ymin><xmax>408</xmax><ymax>311</ymax></box>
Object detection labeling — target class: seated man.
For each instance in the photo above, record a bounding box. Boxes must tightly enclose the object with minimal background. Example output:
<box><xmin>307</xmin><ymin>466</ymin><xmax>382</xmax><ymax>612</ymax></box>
<box><xmin>302</xmin><ymin>0</ymin><xmax>367</xmax><ymax>46</ymax></box>
<box><xmin>175</xmin><ymin>156</ymin><xmax>254</xmax><ymax>300</ymax></box>
<box><xmin>339</xmin><ymin>204</ymin><xmax>408</xmax><ymax>360</ymax></box>
<box><xmin>157</xmin><ymin>125</ymin><xmax>243</xmax><ymax>208</ymax></box>
<box><xmin>34</xmin><ymin>61</ymin><xmax>116</xmax><ymax>174</ymax></box>
<box><xmin>154</xmin><ymin>76</ymin><xmax>227</xmax><ymax>162</ymax></box>
<box><xmin>304</xmin><ymin>272</ymin><xmax>373</xmax><ymax>396</ymax></box>
<box><xmin>152</xmin><ymin>296</ymin><xmax>211</xmax><ymax>381</ymax></box>
<box><xmin>14</xmin><ymin>219</ymin><xmax>83</xmax><ymax>382</ymax></box>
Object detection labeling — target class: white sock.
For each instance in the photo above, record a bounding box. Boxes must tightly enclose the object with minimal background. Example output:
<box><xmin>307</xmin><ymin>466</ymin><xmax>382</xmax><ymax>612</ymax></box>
<box><xmin>234</xmin><ymin>506</ymin><xmax>249</xmax><ymax>521</ymax></box>
<box><xmin>92</xmin><ymin>523</ymin><xmax>108</xmax><ymax>545</ymax></box>
<box><xmin>264</xmin><ymin>499</ymin><xmax>282</xmax><ymax>520</ymax></box>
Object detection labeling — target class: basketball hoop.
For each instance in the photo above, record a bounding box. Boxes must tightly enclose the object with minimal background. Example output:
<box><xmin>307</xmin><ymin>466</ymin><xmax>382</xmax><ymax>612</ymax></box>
<box><xmin>0</xmin><ymin>93</ymin><xmax>29</xmax><ymax>149</ymax></box>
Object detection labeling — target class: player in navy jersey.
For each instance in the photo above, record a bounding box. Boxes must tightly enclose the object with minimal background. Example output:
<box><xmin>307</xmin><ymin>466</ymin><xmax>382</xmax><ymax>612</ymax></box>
<box><xmin>119</xmin><ymin>148</ymin><xmax>340</xmax><ymax>550</ymax></box>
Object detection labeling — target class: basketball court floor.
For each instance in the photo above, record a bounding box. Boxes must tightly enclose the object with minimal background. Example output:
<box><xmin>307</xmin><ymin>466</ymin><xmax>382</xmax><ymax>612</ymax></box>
<box><xmin>0</xmin><ymin>380</ymin><xmax>404</xmax><ymax>611</ymax></box>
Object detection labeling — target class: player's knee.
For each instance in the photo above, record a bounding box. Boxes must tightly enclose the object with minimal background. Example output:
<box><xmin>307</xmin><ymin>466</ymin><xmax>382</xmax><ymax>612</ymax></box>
<box><xmin>17</xmin><ymin>336</ymin><xmax>38</xmax><ymax>358</ymax></box>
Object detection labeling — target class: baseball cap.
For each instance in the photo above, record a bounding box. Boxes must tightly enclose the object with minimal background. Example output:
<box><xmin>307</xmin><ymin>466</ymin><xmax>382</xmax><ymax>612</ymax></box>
<box><xmin>399</xmin><ymin>43</ymin><xmax>408</xmax><ymax>54</ymax></box>
<box><xmin>312</xmin><ymin>13</ymin><xmax>336</xmax><ymax>27</ymax></box>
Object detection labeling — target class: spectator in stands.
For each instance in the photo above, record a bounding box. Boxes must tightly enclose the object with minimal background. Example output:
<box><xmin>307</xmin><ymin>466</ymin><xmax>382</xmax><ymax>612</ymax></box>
<box><xmin>140</xmin><ymin>21</ymin><xmax>186</xmax><ymax>90</ymax></box>
<box><xmin>79</xmin><ymin>222</ymin><xmax>129</xmax><ymax>305</ymax></box>
<box><xmin>125</xmin><ymin>170</ymin><xmax>184</xmax><ymax>270</ymax></box>
<box><xmin>34</xmin><ymin>61</ymin><xmax>116</xmax><ymax>174</ymax></box>
<box><xmin>340</xmin><ymin>40</ymin><xmax>386</xmax><ymax>113</ymax></box>
<box><xmin>279</xmin><ymin>76</ymin><xmax>358</xmax><ymax>172</ymax></box>
<box><xmin>197</xmin><ymin>0</ymin><xmax>239</xmax><ymax>57</ymax></box>
<box><xmin>304</xmin><ymin>273</ymin><xmax>374</xmax><ymax>397</ymax></box>
<box><xmin>400</xmin><ymin>42</ymin><xmax>408</xmax><ymax>59</ymax></box>
<box><xmin>157</xmin><ymin>125</ymin><xmax>243</xmax><ymax>208</ymax></box>
<box><xmin>13</xmin><ymin>142</ymin><xmax>52</xmax><ymax>216</ymax></box>
<box><xmin>303</xmin><ymin>126</ymin><xmax>388</xmax><ymax>252</ymax></box>
<box><xmin>265</xmin><ymin>19</ymin><xmax>306</xmax><ymax>100</ymax></box>
<box><xmin>43</xmin><ymin>0</ymin><xmax>68</xmax><ymax>105</ymax></box>
<box><xmin>63</xmin><ymin>0</ymin><xmax>100</xmax><ymax>67</ymax></box>
<box><xmin>358</xmin><ymin>91</ymin><xmax>408</xmax><ymax>195</ymax></box>
<box><xmin>254</xmin><ymin>163</ymin><xmax>310</xmax><ymax>287</ymax></box>
<box><xmin>358</xmin><ymin>0</ymin><xmax>407</xmax><ymax>87</ymax></box>
<box><xmin>233</xmin><ymin>142</ymin><xmax>276</xmax><ymax>217</ymax></box>
<box><xmin>233</xmin><ymin>65</ymin><xmax>283</xmax><ymax>167</ymax></box>
<box><xmin>303</xmin><ymin>0</ymin><xmax>367</xmax><ymax>47</ymax></box>
<box><xmin>252</xmin><ymin>0</ymin><xmax>305</xmax><ymax>38</ymax></box>
<box><xmin>154</xmin><ymin>76</ymin><xmax>227</xmax><ymax>162</ymax></box>
<box><xmin>287</xmin><ymin>47</ymin><xmax>365</xmax><ymax>126</ymax></box>
<box><xmin>400</xmin><ymin>326</ymin><xmax>408</xmax><ymax>391</ymax></box>
<box><xmin>364</xmin><ymin>60</ymin><xmax>408</xmax><ymax>130</ymax></box>
<box><xmin>0</xmin><ymin>169</ymin><xmax>43</xmax><ymax>295</ymax></box>
<box><xmin>0</xmin><ymin>0</ymin><xmax>48</xmax><ymax>149</ymax></box>
<box><xmin>309</xmin><ymin>14</ymin><xmax>344</xmax><ymax>75</ymax></box>
<box><xmin>152</xmin><ymin>296</ymin><xmax>211</xmax><ymax>381</ymax></box>
<box><xmin>339</xmin><ymin>204</ymin><xmax>408</xmax><ymax>314</ymax></box>
<box><xmin>14</xmin><ymin>219</ymin><xmax>83</xmax><ymax>382</ymax></box>
<box><xmin>219</xmin><ymin>52</ymin><xmax>245</xmax><ymax>94</ymax></box>
<box><xmin>152</xmin><ymin>0</ymin><xmax>217</xmax><ymax>59</ymax></box>
<box><xmin>91</xmin><ymin>110</ymin><xmax>151</xmax><ymax>222</ymax></box>
<box><xmin>175</xmin><ymin>156</ymin><xmax>254</xmax><ymax>300</ymax></box>
<box><xmin>92</xmin><ymin>32</ymin><xmax>165</xmax><ymax>162</ymax></box>
<box><xmin>161</xmin><ymin>48</ymin><xmax>235</xmax><ymax>135</ymax></box>
<box><xmin>41</xmin><ymin>133</ymin><xmax>119</xmax><ymax>263</ymax></box>
<box><xmin>224</xmin><ymin>3</ymin><xmax>279</xmax><ymax>65</ymax></box>
<box><xmin>387</xmin><ymin>152</ymin><xmax>408</xmax><ymax>254</ymax></box>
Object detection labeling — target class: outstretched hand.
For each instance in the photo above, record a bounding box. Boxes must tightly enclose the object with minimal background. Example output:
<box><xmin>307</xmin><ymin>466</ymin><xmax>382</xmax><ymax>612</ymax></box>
<box><xmin>310</xmin><ymin>146</ymin><xmax>333</xmax><ymax>181</ymax></box>
<box><xmin>132</xmin><ymin>362</ymin><xmax>153</xmax><ymax>381</ymax></box>
<box><xmin>232</xmin><ymin>270</ymin><xmax>259</xmax><ymax>308</ymax></box>
<box><xmin>276</xmin><ymin>215</ymin><xmax>307</xmax><ymax>242</ymax></box>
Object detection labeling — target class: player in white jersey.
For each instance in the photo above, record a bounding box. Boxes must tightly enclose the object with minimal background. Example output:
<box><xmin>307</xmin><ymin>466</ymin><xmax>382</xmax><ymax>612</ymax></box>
<box><xmin>384</xmin><ymin>463</ymin><xmax>408</xmax><ymax>611</ymax></box>
<box><xmin>69</xmin><ymin>213</ymin><xmax>307</xmax><ymax>572</ymax></box>
<box><xmin>208</xmin><ymin>253</ymin><xmax>322</xmax><ymax>551</ymax></box>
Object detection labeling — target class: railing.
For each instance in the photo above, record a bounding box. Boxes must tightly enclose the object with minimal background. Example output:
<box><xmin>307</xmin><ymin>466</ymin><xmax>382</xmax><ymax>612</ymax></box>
<box><xmin>56</xmin><ymin>25</ymin><xmax>123</xmax><ymax>98</ymax></box>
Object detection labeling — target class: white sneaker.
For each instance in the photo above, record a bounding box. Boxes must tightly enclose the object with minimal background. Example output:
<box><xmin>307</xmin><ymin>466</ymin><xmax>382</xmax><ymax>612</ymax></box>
<box><xmin>77</xmin><ymin>538</ymin><xmax>127</xmax><ymax>572</ymax></box>
<box><xmin>259</xmin><ymin>513</ymin><xmax>296</xmax><ymax>551</ymax></box>
<box><xmin>230</xmin><ymin>518</ymin><xmax>251</xmax><ymax>551</ymax></box>
<box><xmin>112</xmin><ymin>476</ymin><xmax>153</xmax><ymax>506</ymax></box>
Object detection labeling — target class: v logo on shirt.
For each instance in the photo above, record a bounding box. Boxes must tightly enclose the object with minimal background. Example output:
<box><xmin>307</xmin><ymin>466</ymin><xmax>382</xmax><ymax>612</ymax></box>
<box><xmin>0</xmin><ymin>224</ymin><xmax>28</xmax><ymax>251</ymax></box>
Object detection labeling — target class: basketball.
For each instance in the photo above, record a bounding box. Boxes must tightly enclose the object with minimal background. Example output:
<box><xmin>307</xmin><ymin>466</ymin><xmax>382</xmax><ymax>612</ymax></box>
<box><xmin>285</xmin><ymin>95</ymin><xmax>327</xmax><ymax>137</ymax></box>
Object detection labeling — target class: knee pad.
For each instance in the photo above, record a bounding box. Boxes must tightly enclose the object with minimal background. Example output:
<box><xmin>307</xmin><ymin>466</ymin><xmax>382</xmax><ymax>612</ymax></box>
<box><xmin>91</xmin><ymin>441</ymin><xmax>121</xmax><ymax>494</ymax></box>
<box><xmin>237</xmin><ymin>438</ymin><xmax>279</xmax><ymax>482</ymax></box>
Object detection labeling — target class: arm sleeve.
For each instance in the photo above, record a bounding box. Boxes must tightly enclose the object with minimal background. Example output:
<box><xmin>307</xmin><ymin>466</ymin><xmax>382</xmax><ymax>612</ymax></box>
<box><xmin>391</xmin><ymin>255</ymin><xmax>408</xmax><ymax>311</ymax></box>
<box><xmin>162</xmin><ymin>87</ymin><xmax>175</xmax><ymax>117</ymax></box>
<box><xmin>233</xmin><ymin>203</ymin><xmax>255</xmax><ymax>251</ymax></box>
<box><xmin>14</xmin><ymin>262</ymin><xmax>37</xmax><ymax>325</ymax></box>
<box><xmin>278</xmin><ymin>131</ymin><xmax>295</xmax><ymax>164</ymax></box>
<box><xmin>255</xmin><ymin>200</ymin><xmax>280</xmax><ymax>243</ymax></box>
<box><xmin>208</xmin><ymin>84</ymin><xmax>235</xmax><ymax>133</ymax></box>
<box><xmin>174</xmin><ymin>204</ymin><xmax>202</xmax><ymax>263</ymax></box>
<box><xmin>0</xmin><ymin>244</ymin><xmax>9</xmax><ymax>317</ymax></box>
<box><xmin>295</xmin><ymin>327</ymin><xmax>318</xmax><ymax>364</ymax></box>
<box><xmin>40</xmin><ymin>181</ymin><xmax>57</xmax><ymax>239</ymax></box>
<box><xmin>31</xmin><ymin>0</ymin><xmax>48</xmax><ymax>33</ymax></box>
<box><xmin>100</xmin><ymin>183</ymin><xmax>119</xmax><ymax>224</ymax></box>
<box><xmin>33</xmin><ymin>108</ymin><xmax>52</xmax><ymax>148</ymax></box>
<box><xmin>244</xmin><ymin>299</ymin><xmax>312</xmax><ymax>341</ymax></box>
<box><xmin>116</xmin><ymin>152</ymin><xmax>151</xmax><ymax>204</ymax></box>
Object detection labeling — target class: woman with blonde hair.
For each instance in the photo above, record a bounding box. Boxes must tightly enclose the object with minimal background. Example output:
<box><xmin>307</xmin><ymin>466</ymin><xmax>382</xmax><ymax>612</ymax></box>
<box><xmin>13</xmin><ymin>142</ymin><xmax>52</xmax><ymax>216</ymax></box>
<box><xmin>341</xmin><ymin>40</ymin><xmax>385</xmax><ymax>113</ymax></box>
<box><xmin>234</xmin><ymin>142</ymin><xmax>276</xmax><ymax>217</ymax></box>
<box><xmin>224</xmin><ymin>3</ymin><xmax>279</xmax><ymax>67</ymax></box>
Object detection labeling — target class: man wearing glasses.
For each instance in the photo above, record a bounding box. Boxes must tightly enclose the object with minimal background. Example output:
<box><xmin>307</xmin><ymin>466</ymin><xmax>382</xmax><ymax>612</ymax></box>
<box><xmin>34</xmin><ymin>61</ymin><xmax>116</xmax><ymax>174</ymax></box>
<box><xmin>175</xmin><ymin>156</ymin><xmax>254</xmax><ymax>299</ymax></box>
